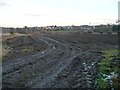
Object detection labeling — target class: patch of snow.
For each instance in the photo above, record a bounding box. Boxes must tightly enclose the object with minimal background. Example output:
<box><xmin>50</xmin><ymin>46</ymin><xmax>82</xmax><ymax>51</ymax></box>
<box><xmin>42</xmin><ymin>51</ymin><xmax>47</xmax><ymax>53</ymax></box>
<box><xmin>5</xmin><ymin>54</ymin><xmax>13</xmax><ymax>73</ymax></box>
<box><xmin>83</xmin><ymin>63</ymin><xmax>86</xmax><ymax>65</ymax></box>
<box><xmin>102</xmin><ymin>72</ymin><xmax>118</xmax><ymax>81</ymax></box>
<box><xmin>53</xmin><ymin>46</ymin><xmax>55</xmax><ymax>49</ymax></box>
<box><xmin>33</xmin><ymin>73</ymin><xmax>35</xmax><ymax>76</ymax></box>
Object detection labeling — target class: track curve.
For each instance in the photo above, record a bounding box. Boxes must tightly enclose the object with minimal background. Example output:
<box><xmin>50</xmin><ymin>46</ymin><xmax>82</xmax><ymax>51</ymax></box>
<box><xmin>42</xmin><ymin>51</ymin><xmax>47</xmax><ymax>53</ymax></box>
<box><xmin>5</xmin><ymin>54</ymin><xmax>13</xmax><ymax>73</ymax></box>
<box><xmin>2</xmin><ymin>35</ymin><xmax>101</xmax><ymax>88</ymax></box>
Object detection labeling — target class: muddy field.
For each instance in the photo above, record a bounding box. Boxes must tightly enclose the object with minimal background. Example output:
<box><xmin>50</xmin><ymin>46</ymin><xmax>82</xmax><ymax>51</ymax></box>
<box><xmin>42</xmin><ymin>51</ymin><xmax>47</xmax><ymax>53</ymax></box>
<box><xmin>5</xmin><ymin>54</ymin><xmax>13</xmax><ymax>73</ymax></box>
<box><xmin>2</xmin><ymin>32</ymin><xmax>118</xmax><ymax>89</ymax></box>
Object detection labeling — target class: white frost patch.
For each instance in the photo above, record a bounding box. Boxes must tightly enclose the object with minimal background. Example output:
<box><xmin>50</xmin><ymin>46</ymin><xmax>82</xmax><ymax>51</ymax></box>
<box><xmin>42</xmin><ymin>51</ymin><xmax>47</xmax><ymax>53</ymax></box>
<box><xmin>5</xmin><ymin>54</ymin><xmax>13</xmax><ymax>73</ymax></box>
<box><xmin>102</xmin><ymin>72</ymin><xmax>118</xmax><ymax>81</ymax></box>
<box><xmin>83</xmin><ymin>63</ymin><xmax>86</xmax><ymax>65</ymax></box>
<box><xmin>53</xmin><ymin>46</ymin><xmax>55</xmax><ymax>49</ymax></box>
<box><xmin>88</xmin><ymin>66</ymin><xmax>92</xmax><ymax>69</ymax></box>
<box><xmin>91</xmin><ymin>63</ymin><xmax>94</xmax><ymax>66</ymax></box>
<box><xmin>42</xmin><ymin>52</ymin><xmax>44</xmax><ymax>54</ymax></box>
<box><xmin>33</xmin><ymin>73</ymin><xmax>35</xmax><ymax>76</ymax></box>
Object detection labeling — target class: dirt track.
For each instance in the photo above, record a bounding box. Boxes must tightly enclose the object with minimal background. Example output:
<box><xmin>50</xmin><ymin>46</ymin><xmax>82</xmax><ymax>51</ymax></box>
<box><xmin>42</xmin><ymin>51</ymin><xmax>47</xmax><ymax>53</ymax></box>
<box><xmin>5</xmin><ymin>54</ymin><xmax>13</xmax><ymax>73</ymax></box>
<box><xmin>2</xmin><ymin>32</ymin><xmax>118</xmax><ymax>88</ymax></box>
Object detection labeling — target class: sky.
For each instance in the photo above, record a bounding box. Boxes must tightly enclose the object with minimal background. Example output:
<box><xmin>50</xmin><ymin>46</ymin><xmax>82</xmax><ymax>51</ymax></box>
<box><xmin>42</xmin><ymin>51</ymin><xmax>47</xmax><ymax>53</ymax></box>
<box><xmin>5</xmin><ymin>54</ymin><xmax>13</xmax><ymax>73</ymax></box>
<box><xmin>0</xmin><ymin>0</ymin><xmax>119</xmax><ymax>27</ymax></box>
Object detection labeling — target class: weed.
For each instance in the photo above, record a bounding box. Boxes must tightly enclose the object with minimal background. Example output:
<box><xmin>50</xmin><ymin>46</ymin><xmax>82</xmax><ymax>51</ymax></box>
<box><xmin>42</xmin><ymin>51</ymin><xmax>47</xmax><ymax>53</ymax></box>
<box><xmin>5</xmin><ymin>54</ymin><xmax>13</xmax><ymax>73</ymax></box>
<box><xmin>97</xmin><ymin>49</ymin><xmax>120</xmax><ymax>89</ymax></box>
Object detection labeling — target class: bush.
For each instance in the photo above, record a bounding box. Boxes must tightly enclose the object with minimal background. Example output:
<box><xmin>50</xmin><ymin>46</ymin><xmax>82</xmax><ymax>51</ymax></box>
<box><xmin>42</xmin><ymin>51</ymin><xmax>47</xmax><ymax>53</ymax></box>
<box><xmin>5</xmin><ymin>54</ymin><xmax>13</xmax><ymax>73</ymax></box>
<box><xmin>112</xmin><ymin>25</ymin><xmax>120</xmax><ymax>32</ymax></box>
<box><xmin>10</xmin><ymin>31</ymin><xmax>14</xmax><ymax>35</ymax></box>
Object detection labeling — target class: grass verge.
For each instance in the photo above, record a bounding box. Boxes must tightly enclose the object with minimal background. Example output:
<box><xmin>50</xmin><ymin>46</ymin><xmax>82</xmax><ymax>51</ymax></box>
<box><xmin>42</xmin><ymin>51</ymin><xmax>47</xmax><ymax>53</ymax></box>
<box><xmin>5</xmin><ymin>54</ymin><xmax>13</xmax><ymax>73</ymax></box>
<box><xmin>97</xmin><ymin>49</ymin><xmax>120</xmax><ymax>89</ymax></box>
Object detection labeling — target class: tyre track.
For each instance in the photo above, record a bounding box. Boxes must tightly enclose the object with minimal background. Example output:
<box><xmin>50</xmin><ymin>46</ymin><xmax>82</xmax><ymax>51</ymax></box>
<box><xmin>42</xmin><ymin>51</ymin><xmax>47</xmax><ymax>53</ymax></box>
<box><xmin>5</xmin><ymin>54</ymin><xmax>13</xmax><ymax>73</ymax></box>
<box><xmin>3</xmin><ymin>35</ymin><xmax>78</xmax><ymax>88</ymax></box>
<box><xmin>3</xmin><ymin>36</ymin><xmax>55</xmax><ymax>76</ymax></box>
<box><xmin>3</xmin><ymin>35</ymin><xmax>101</xmax><ymax>88</ymax></box>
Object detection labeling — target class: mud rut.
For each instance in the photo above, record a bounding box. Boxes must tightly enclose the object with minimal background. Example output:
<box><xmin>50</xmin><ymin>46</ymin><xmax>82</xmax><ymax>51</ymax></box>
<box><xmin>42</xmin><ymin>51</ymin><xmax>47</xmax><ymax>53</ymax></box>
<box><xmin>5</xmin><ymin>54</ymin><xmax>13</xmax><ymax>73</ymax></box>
<box><xmin>2</xmin><ymin>35</ymin><xmax>102</xmax><ymax>88</ymax></box>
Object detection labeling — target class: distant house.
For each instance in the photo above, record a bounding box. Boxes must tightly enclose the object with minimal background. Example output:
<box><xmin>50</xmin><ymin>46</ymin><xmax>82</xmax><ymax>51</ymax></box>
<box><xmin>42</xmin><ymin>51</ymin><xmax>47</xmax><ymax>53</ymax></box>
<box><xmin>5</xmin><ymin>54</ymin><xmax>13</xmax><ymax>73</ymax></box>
<box><xmin>63</xmin><ymin>26</ymin><xmax>73</xmax><ymax>30</ymax></box>
<box><xmin>2</xmin><ymin>27</ymin><xmax>16</xmax><ymax>34</ymax></box>
<box><xmin>80</xmin><ymin>25</ymin><xmax>94</xmax><ymax>30</ymax></box>
<box><xmin>94</xmin><ymin>25</ymin><xmax>112</xmax><ymax>32</ymax></box>
<box><xmin>79</xmin><ymin>25</ymin><xmax>94</xmax><ymax>32</ymax></box>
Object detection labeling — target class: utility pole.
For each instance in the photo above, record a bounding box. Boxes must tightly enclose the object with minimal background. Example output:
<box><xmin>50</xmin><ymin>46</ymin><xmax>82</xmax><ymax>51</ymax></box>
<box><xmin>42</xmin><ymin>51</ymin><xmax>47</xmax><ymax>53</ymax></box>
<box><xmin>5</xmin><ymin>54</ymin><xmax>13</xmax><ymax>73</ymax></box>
<box><xmin>118</xmin><ymin>1</ymin><xmax>120</xmax><ymax>78</ymax></box>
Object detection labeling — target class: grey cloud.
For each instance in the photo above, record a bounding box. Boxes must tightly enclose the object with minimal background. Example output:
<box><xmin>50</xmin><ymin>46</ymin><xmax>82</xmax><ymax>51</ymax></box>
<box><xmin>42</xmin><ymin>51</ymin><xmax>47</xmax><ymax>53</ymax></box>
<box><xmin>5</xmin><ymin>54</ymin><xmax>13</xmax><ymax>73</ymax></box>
<box><xmin>24</xmin><ymin>13</ymin><xmax>74</xmax><ymax>19</ymax></box>
<box><xmin>24</xmin><ymin>13</ymin><xmax>43</xmax><ymax>17</ymax></box>
<box><xmin>0</xmin><ymin>2</ymin><xmax>9</xmax><ymax>6</ymax></box>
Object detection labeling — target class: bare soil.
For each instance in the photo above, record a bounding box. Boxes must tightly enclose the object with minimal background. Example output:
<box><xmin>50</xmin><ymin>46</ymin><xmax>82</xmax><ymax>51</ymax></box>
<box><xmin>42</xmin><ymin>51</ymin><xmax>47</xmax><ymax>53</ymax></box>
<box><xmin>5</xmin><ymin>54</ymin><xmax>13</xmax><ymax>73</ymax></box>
<box><xmin>2</xmin><ymin>32</ymin><xmax>118</xmax><ymax>89</ymax></box>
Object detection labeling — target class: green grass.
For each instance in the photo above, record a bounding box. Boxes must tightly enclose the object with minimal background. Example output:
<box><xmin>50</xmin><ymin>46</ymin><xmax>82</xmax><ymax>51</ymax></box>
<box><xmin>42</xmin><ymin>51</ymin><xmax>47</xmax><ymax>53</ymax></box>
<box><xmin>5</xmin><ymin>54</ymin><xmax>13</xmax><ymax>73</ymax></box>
<box><xmin>97</xmin><ymin>49</ymin><xmax>120</xmax><ymax>89</ymax></box>
<box><xmin>97</xmin><ymin>79</ymin><xmax>109</xmax><ymax>88</ymax></box>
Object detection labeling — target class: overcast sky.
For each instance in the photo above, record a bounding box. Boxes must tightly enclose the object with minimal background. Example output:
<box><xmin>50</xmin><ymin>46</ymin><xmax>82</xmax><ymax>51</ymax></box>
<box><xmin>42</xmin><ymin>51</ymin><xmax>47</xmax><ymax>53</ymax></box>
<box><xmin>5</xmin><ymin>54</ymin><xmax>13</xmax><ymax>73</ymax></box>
<box><xmin>0</xmin><ymin>0</ymin><xmax>119</xmax><ymax>27</ymax></box>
